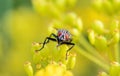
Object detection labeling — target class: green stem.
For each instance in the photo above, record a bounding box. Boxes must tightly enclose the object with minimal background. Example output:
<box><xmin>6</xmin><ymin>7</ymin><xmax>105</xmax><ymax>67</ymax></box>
<box><xmin>77</xmin><ymin>34</ymin><xmax>109</xmax><ymax>64</ymax></box>
<box><xmin>75</xmin><ymin>45</ymin><xmax>110</xmax><ymax>71</ymax></box>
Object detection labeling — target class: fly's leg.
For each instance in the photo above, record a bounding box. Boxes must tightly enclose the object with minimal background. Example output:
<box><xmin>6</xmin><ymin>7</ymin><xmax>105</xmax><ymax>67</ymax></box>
<box><xmin>36</xmin><ymin>33</ymin><xmax>57</xmax><ymax>51</ymax></box>
<box><xmin>61</xmin><ymin>42</ymin><xmax>75</xmax><ymax>60</ymax></box>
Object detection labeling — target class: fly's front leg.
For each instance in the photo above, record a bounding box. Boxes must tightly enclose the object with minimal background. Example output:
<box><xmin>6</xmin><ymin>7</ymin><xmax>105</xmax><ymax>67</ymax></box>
<box><xmin>45</xmin><ymin>33</ymin><xmax>57</xmax><ymax>44</ymax></box>
<box><xmin>36</xmin><ymin>33</ymin><xmax>57</xmax><ymax>51</ymax></box>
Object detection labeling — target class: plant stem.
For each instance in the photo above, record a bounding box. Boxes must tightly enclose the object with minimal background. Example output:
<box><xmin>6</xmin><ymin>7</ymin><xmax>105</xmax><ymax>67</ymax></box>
<box><xmin>75</xmin><ymin>45</ymin><xmax>110</xmax><ymax>72</ymax></box>
<box><xmin>78</xmin><ymin>34</ymin><xmax>109</xmax><ymax>64</ymax></box>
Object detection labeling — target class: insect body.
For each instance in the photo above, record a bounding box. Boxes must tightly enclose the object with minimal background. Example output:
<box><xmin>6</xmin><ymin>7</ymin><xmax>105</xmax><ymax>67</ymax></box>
<box><xmin>58</xmin><ymin>29</ymin><xmax>72</xmax><ymax>42</ymax></box>
<box><xmin>36</xmin><ymin>29</ymin><xmax>75</xmax><ymax>59</ymax></box>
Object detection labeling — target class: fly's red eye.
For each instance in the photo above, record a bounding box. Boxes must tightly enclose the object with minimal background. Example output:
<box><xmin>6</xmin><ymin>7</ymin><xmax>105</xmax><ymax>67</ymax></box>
<box><xmin>65</xmin><ymin>34</ymin><xmax>69</xmax><ymax>40</ymax></box>
<box><xmin>58</xmin><ymin>32</ymin><xmax>62</xmax><ymax>36</ymax></box>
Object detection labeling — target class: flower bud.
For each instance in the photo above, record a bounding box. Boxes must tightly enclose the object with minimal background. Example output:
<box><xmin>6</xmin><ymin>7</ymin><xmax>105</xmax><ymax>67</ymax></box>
<box><xmin>36</xmin><ymin>64</ymin><xmax>41</xmax><ymax>70</ymax></box>
<box><xmin>112</xmin><ymin>30</ymin><xmax>119</xmax><ymax>43</ymax></box>
<box><xmin>66</xmin><ymin>0</ymin><xmax>76</xmax><ymax>7</ymax></box>
<box><xmin>31</xmin><ymin>42</ymin><xmax>42</xmax><ymax>54</ymax></box>
<box><xmin>35</xmin><ymin>63</ymin><xmax>73</xmax><ymax>76</ymax></box>
<box><xmin>92</xmin><ymin>0</ymin><xmax>103</xmax><ymax>11</ymax></box>
<box><xmin>98</xmin><ymin>72</ymin><xmax>109</xmax><ymax>76</ymax></box>
<box><xmin>92</xmin><ymin>20</ymin><xmax>104</xmax><ymax>34</ymax></box>
<box><xmin>71</xmin><ymin>28</ymin><xmax>80</xmax><ymax>37</ymax></box>
<box><xmin>48</xmin><ymin>23</ymin><xmax>57</xmax><ymax>35</ymax></box>
<box><xmin>64</xmin><ymin>71</ymin><xmax>73</xmax><ymax>76</ymax></box>
<box><xmin>45</xmin><ymin>64</ymin><xmax>64</xmax><ymax>76</ymax></box>
<box><xmin>88</xmin><ymin>30</ymin><xmax>95</xmax><ymax>45</ymax></box>
<box><xmin>102</xmin><ymin>0</ymin><xmax>113</xmax><ymax>14</ymax></box>
<box><xmin>58</xmin><ymin>45</ymin><xmax>69</xmax><ymax>59</ymax></box>
<box><xmin>110</xmin><ymin>20</ymin><xmax>119</xmax><ymax>32</ymax></box>
<box><xmin>35</xmin><ymin>69</ymin><xmax>44</xmax><ymax>76</ymax></box>
<box><xmin>32</xmin><ymin>0</ymin><xmax>61</xmax><ymax>18</ymax></box>
<box><xmin>59</xmin><ymin>62</ymin><xmax>67</xmax><ymax>70</ymax></box>
<box><xmin>55</xmin><ymin>0</ymin><xmax>65</xmax><ymax>11</ymax></box>
<box><xmin>46</xmin><ymin>3</ymin><xmax>61</xmax><ymax>18</ymax></box>
<box><xmin>64</xmin><ymin>12</ymin><xmax>77</xmax><ymax>25</ymax></box>
<box><xmin>113</xmin><ymin>0</ymin><xmax>120</xmax><ymax>11</ymax></box>
<box><xmin>33</xmin><ymin>51</ymin><xmax>41</xmax><ymax>64</ymax></box>
<box><xmin>66</xmin><ymin>53</ymin><xmax>76</xmax><ymax>70</ymax></box>
<box><xmin>110</xmin><ymin>62</ymin><xmax>120</xmax><ymax>76</ymax></box>
<box><xmin>24</xmin><ymin>61</ymin><xmax>33</xmax><ymax>76</ymax></box>
<box><xmin>32</xmin><ymin>0</ymin><xmax>47</xmax><ymax>15</ymax></box>
<box><xmin>45</xmin><ymin>64</ymin><xmax>58</xmax><ymax>76</ymax></box>
<box><xmin>52</xmin><ymin>20</ymin><xmax>63</xmax><ymax>28</ymax></box>
<box><xmin>74</xmin><ymin>18</ymin><xmax>83</xmax><ymax>31</ymax></box>
<box><xmin>109</xmin><ymin>30</ymin><xmax>119</xmax><ymax>45</ymax></box>
<box><xmin>94</xmin><ymin>35</ymin><xmax>107</xmax><ymax>51</ymax></box>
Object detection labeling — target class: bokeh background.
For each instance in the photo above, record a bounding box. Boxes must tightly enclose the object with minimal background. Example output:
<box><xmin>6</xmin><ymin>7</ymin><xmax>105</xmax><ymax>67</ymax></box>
<box><xmin>0</xmin><ymin>0</ymin><xmax>119</xmax><ymax>76</ymax></box>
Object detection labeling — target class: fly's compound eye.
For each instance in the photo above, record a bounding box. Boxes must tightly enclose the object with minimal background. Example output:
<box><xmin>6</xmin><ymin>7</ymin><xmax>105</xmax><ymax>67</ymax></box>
<box><xmin>65</xmin><ymin>34</ymin><xmax>69</xmax><ymax>40</ymax></box>
<box><xmin>58</xmin><ymin>32</ymin><xmax>62</xmax><ymax>36</ymax></box>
